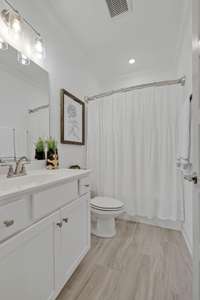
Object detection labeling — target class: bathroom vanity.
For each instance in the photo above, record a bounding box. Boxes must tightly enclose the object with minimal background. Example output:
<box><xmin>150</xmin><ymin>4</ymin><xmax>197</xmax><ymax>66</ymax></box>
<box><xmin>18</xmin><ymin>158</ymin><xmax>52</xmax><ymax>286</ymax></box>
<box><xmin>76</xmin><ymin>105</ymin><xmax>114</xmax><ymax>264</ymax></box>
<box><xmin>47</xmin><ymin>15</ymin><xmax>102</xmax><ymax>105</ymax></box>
<box><xmin>0</xmin><ymin>168</ymin><xmax>91</xmax><ymax>300</ymax></box>
<box><xmin>0</xmin><ymin>34</ymin><xmax>91</xmax><ymax>300</ymax></box>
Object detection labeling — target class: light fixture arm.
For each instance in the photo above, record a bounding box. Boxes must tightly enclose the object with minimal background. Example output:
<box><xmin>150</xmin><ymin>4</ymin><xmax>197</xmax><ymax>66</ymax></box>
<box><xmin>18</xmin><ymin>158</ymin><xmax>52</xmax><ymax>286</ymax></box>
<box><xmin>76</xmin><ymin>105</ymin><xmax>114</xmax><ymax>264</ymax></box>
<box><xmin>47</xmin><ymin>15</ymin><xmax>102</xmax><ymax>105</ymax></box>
<box><xmin>4</xmin><ymin>0</ymin><xmax>19</xmax><ymax>14</ymax></box>
<box><xmin>3</xmin><ymin>0</ymin><xmax>41</xmax><ymax>37</ymax></box>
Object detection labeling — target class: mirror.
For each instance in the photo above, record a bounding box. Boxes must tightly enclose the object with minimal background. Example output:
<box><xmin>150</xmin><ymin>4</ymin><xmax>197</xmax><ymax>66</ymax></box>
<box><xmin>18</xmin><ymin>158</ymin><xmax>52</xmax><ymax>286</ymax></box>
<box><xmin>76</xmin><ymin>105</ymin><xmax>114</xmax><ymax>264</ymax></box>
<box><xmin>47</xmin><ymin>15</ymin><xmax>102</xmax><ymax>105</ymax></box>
<box><xmin>0</xmin><ymin>44</ymin><xmax>50</xmax><ymax>162</ymax></box>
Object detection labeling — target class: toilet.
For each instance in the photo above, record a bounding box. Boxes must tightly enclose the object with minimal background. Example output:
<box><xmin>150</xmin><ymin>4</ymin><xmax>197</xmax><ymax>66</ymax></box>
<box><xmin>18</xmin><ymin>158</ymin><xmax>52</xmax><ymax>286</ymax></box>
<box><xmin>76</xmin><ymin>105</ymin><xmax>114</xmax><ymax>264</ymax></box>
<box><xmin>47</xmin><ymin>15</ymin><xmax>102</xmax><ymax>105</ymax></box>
<box><xmin>90</xmin><ymin>197</ymin><xmax>124</xmax><ymax>238</ymax></box>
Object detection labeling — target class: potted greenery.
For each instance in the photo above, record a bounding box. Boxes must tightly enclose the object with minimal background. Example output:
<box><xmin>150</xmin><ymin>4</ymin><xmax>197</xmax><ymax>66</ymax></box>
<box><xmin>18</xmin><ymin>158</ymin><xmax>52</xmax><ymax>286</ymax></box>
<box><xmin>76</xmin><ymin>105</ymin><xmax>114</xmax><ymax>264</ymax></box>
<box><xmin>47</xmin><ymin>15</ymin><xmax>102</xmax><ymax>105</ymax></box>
<box><xmin>35</xmin><ymin>138</ymin><xmax>45</xmax><ymax>160</ymax></box>
<box><xmin>46</xmin><ymin>137</ymin><xmax>59</xmax><ymax>169</ymax></box>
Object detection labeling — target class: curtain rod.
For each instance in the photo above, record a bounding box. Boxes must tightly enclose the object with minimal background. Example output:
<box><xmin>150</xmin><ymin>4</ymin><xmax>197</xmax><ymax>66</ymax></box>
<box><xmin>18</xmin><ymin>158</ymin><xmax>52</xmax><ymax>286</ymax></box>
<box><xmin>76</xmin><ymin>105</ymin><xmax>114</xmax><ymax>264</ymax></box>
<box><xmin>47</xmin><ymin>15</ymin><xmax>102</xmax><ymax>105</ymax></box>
<box><xmin>86</xmin><ymin>76</ymin><xmax>186</xmax><ymax>102</ymax></box>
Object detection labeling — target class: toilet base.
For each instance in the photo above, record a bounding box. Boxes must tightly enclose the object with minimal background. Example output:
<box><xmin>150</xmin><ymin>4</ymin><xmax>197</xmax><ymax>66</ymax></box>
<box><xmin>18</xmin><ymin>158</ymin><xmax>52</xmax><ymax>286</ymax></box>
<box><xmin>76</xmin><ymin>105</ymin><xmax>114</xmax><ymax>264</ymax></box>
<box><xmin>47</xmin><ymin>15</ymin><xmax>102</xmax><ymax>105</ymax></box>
<box><xmin>91</xmin><ymin>197</ymin><xmax>124</xmax><ymax>239</ymax></box>
<box><xmin>91</xmin><ymin>215</ymin><xmax>116</xmax><ymax>238</ymax></box>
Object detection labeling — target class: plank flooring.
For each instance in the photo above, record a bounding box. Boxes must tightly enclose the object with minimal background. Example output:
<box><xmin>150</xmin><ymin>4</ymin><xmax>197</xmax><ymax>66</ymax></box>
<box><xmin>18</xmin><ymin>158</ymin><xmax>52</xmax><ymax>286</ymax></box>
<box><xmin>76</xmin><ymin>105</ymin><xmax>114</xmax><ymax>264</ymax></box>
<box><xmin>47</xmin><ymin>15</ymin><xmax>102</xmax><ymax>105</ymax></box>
<box><xmin>56</xmin><ymin>220</ymin><xmax>192</xmax><ymax>300</ymax></box>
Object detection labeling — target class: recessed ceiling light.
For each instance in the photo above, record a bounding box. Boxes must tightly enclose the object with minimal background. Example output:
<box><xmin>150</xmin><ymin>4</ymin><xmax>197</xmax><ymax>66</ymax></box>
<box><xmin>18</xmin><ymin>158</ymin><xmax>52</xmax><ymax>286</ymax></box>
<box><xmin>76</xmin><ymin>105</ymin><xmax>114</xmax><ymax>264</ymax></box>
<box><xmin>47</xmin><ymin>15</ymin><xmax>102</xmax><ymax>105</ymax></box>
<box><xmin>129</xmin><ymin>58</ymin><xmax>135</xmax><ymax>64</ymax></box>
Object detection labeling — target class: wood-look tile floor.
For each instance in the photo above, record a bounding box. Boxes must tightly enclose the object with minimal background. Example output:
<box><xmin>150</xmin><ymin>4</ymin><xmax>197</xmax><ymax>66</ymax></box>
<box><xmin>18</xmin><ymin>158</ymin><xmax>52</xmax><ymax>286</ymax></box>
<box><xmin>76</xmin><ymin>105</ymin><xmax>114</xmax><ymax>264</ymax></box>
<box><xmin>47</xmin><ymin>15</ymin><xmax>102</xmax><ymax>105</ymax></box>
<box><xmin>57</xmin><ymin>220</ymin><xmax>192</xmax><ymax>300</ymax></box>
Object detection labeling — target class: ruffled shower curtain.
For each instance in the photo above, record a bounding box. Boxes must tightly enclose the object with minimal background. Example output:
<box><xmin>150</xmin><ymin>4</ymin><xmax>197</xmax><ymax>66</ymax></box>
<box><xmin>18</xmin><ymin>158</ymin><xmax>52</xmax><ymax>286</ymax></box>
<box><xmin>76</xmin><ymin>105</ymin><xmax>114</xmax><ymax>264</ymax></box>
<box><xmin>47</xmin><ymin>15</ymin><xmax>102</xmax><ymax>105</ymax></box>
<box><xmin>87</xmin><ymin>85</ymin><xmax>183</xmax><ymax>221</ymax></box>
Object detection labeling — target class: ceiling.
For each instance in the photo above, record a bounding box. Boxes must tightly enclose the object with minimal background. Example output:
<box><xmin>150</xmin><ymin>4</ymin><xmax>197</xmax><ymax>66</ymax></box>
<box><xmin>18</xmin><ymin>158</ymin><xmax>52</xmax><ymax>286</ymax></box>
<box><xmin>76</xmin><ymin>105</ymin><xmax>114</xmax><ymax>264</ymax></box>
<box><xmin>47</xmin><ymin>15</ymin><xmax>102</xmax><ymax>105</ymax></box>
<box><xmin>46</xmin><ymin>0</ymin><xmax>188</xmax><ymax>85</ymax></box>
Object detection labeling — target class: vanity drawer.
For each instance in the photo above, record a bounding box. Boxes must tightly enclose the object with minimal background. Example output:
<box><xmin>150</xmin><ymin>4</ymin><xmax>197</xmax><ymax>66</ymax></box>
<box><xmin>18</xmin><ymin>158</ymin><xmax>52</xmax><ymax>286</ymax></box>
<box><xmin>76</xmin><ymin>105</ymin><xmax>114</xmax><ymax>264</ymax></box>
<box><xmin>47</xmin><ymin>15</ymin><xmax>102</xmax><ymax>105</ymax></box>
<box><xmin>32</xmin><ymin>180</ymin><xmax>78</xmax><ymax>219</ymax></box>
<box><xmin>79</xmin><ymin>176</ymin><xmax>90</xmax><ymax>196</ymax></box>
<box><xmin>0</xmin><ymin>197</ymin><xmax>31</xmax><ymax>242</ymax></box>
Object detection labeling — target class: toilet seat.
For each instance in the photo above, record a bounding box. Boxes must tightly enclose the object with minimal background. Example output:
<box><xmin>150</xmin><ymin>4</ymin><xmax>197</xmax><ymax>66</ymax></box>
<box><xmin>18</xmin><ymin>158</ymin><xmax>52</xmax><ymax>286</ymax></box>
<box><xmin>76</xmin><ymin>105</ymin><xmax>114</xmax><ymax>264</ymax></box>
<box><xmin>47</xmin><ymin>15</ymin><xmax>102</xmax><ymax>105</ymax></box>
<box><xmin>91</xmin><ymin>197</ymin><xmax>124</xmax><ymax>211</ymax></box>
<box><xmin>91</xmin><ymin>206</ymin><xmax>123</xmax><ymax>212</ymax></box>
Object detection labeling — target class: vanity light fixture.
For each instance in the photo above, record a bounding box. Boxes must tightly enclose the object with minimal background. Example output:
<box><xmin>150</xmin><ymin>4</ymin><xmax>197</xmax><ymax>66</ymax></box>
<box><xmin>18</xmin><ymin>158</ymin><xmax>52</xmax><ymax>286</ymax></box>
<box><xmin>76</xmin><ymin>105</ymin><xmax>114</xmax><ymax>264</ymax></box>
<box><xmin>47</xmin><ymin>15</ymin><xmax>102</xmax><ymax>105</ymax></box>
<box><xmin>129</xmin><ymin>58</ymin><xmax>135</xmax><ymax>64</ymax></box>
<box><xmin>0</xmin><ymin>0</ymin><xmax>46</xmax><ymax>64</ymax></box>
<box><xmin>0</xmin><ymin>36</ymin><xmax>8</xmax><ymax>50</ymax></box>
<box><xmin>17</xmin><ymin>51</ymin><xmax>30</xmax><ymax>65</ymax></box>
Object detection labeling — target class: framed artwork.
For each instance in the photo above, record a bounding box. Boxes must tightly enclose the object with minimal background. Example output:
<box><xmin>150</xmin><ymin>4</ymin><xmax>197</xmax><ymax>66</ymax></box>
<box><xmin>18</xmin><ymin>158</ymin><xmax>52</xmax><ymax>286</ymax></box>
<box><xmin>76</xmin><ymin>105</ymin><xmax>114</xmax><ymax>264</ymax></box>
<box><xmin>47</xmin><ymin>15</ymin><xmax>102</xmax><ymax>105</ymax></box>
<box><xmin>60</xmin><ymin>89</ymin><xmax>85</xmax><ymax>145</ymax></box>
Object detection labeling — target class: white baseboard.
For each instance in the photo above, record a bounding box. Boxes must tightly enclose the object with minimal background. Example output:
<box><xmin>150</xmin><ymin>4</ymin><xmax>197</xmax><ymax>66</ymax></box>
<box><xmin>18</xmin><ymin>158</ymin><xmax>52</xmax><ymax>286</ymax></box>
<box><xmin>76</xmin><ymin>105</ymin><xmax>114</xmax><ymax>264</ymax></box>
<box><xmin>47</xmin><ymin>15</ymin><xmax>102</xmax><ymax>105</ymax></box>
<box><xmin>181</xmin><ymin>227</ymin><xmax>193</xmax><ymax>256</ymax></box>
<box><xmin>118</xmin><ymin>213</ymin><xmax>182</xmax><ymax>231</ymax></box>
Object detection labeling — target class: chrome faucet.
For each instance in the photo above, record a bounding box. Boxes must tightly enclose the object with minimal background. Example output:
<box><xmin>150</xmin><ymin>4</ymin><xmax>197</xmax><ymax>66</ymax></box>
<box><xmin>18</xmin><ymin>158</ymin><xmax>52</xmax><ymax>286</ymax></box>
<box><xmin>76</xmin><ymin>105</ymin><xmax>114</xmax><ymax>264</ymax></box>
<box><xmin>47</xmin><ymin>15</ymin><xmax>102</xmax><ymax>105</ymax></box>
<box><xmin>0</xmin><ymin>156</ymin><xmax>30</xmax><ymax>178</ymax></box>
<box><xmin>14</xmin><ymin>156</ymin><xmax>29</xmax><ymax>176</ymax></box>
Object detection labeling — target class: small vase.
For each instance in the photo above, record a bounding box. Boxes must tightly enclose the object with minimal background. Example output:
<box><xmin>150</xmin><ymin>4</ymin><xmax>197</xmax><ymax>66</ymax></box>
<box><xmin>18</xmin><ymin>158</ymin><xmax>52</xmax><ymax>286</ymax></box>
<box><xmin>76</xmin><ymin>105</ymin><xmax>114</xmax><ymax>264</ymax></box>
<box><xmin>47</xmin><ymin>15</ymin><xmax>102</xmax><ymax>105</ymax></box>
<box><xmin>46</xmin><ymin>149</ymin><xmax>59</xmax><ymax>169</ymax></box>
<box><xmin>35</xmin><ymin>150</ymin><xmax>45</xmax><ymax>160</ymax></box>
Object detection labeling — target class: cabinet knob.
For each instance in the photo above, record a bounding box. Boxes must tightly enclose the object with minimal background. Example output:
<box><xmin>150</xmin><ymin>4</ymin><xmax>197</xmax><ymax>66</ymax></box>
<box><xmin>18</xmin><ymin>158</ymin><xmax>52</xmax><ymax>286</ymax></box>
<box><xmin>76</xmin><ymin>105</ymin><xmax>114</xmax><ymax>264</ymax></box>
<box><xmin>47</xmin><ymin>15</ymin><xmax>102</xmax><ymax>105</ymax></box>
<box><xmin>63</xmin><ymin>218</ymin><xmax>68</xmax><ymax>223</ymax></box>
<box><xmin>84</xmin><ymin>184</ymin><xmax>90</xmax><ymax>187</ymax></box>
<box><xmin>4</xmin><ymin>220</ymin><xmax>14</xmax><ymax>227</ymax></box>
<box><xmin>56</xmin><ymin>222</ymin><xmax>63</xmax><ymax>228</ymax></box>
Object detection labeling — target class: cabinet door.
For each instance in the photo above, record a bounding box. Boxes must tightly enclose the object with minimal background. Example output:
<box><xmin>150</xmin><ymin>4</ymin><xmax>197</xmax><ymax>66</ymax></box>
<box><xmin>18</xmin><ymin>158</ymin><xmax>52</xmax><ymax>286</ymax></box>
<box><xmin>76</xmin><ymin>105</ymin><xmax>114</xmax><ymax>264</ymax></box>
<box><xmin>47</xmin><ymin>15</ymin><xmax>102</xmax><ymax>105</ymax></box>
<box><xmin>0</xmin><ymin>211</ymin><xmax>60</xmax><ymax>300</ymax></box>
<box><xmin>59</xmin><ymin>193</ymin><xmax>90</xmax><ymax>288</ymax></box>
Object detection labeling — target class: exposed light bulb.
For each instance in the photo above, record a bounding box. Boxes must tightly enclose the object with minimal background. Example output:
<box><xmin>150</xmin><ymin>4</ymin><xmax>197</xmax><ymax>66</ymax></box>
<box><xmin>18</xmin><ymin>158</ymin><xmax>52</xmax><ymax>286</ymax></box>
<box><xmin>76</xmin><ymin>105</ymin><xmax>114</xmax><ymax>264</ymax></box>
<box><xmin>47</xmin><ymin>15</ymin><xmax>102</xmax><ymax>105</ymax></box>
<box><xmin>11</xmin><ymin>15</ymin><xmax>21</xmax><ymax>33</ymax></box>
<box><xmin>36</xmin><ymin>52</ymin><xmax>43</xmax><ymax>60</ymax></box>
<box><xmin>0</xmin><ymin>36</ymin><xmax>8</xmax><ymax>50</ymax></box>
<box><xmin>25</xmin><ymin>44</ymin><xmax>32</xmax><ymax>58</ymax></box>
<box><xmin>35</xmin><ymin>37</ymin><xmax>43</xmax><ymax>52</ymax></box>
<box><xmin>17</xmin><ymin>51</ymin><xmax>30</xmax><ymax>65</ymax></box>
<box><xmin>35</xmin><ymin>36</ymin><xmax>45</xmax><ymax>59</ymax></box>
<box><xmin>35</xmin><ymin>38</ymin><xmax>43</xmax><ymax>52</ymax></box>
<box><xmin>129</xmin><ymin>58</ymin><xmax>136</xmax><ymax>64</ymax></box>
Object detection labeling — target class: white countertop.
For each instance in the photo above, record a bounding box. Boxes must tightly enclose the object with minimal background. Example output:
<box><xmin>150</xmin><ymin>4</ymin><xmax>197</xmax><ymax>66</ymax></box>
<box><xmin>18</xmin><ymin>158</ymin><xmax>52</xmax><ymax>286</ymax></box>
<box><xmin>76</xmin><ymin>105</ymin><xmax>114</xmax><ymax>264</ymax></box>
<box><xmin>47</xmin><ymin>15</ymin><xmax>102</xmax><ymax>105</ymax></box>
<box><xmin>0</xmin><ymin>168</ymin><xmax>91</xmax><ymax>202</ymax></box>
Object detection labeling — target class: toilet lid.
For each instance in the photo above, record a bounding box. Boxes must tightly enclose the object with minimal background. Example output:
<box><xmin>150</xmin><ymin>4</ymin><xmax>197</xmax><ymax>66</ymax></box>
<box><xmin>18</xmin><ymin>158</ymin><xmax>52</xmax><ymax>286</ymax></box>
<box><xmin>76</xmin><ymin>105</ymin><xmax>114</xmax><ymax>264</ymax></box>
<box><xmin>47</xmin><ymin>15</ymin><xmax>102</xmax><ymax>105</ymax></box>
<box><xmin>91</xmin><ymin>197</ymin><xmax>124</xmax><ymax>210</ymax></box>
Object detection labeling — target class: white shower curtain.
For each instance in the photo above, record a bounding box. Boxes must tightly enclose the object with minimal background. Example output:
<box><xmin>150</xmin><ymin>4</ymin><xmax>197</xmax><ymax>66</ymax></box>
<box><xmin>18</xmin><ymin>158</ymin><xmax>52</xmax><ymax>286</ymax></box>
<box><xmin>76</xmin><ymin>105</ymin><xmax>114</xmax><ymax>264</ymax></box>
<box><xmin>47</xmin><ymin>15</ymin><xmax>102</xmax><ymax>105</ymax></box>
<box><xmin>87</xmin><ymin>85</ymin><xmax>183</xmax><ymax>221</ymax></box>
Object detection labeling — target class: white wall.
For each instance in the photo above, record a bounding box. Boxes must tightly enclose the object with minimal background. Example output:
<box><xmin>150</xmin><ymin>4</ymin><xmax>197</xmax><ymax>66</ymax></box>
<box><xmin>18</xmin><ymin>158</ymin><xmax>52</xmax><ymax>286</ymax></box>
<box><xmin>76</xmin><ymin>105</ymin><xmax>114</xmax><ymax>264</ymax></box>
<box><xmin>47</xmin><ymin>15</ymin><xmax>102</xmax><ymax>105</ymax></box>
<box><xmin>177</xmin><ymin>7</ymin><xmax>193</xmax><ymax>254</ymax></box>
<box><xmin>3</xmin><ymin>0</ymin><xmax>99</xmax><ymax>168</ymax></box>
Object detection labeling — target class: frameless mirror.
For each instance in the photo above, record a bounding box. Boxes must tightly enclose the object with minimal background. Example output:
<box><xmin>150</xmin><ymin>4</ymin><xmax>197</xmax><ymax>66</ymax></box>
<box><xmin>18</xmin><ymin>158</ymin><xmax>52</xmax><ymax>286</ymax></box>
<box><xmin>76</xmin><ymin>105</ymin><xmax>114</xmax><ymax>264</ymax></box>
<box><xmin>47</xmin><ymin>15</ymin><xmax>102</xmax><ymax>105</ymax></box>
<box><xmin>0</xmin><ymin>44</ymin><xmax>50</xmax><ymax>162</ymax></box>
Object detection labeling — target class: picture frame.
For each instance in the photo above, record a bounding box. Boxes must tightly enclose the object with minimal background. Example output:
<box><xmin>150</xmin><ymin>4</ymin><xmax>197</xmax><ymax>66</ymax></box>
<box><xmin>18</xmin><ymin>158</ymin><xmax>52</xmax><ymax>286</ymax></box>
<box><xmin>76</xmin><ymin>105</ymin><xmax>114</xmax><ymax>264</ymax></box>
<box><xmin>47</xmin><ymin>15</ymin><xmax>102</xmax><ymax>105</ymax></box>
<box><xmin>60</xmin><ymin>89</ymin><xmax>85</xmax><ymax>145</ymax></box>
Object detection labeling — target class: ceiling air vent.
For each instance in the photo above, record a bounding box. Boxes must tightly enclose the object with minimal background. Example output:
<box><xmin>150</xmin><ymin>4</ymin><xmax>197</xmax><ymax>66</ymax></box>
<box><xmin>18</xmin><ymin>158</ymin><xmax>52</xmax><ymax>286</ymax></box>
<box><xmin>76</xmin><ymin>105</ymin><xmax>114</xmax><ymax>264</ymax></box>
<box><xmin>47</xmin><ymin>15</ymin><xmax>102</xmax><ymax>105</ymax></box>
<box><xmin>105</xmin><ymin>0</ymin><xmax>131</xmax><ymax>18</ymax></box>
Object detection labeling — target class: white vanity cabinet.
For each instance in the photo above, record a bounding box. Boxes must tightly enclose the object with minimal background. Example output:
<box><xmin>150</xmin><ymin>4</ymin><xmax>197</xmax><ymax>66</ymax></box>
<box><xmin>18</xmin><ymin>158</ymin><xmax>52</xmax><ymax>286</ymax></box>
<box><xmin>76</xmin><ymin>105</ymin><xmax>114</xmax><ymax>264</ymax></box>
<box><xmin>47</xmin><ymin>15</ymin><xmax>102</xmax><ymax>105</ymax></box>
<box><xmin>58</xmin><ymin>193</ymin><xmax>90</xmax><ymax>290</ymax></box>
<box><xmin>0</xmin><ymin>171</ymin><xmax>91</xmax><ymax>300</ymax></box>
<box><xmin>0</xmin><ymin>211</ymin><xmax>60</xmax><ymax>300</ymax></box>
<box><xmin>32</xmin><ymin>180</ymin><xmax>78</xmax><ymax>220</ymax></box>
